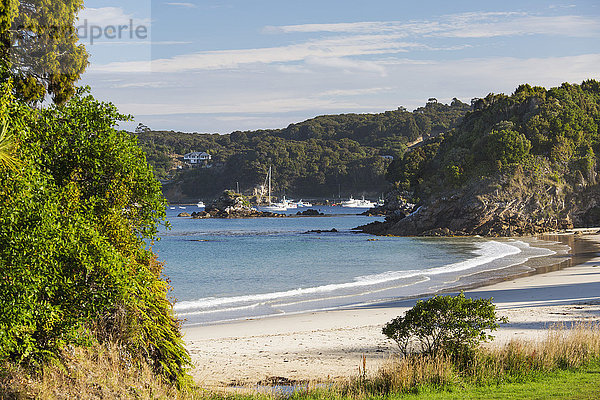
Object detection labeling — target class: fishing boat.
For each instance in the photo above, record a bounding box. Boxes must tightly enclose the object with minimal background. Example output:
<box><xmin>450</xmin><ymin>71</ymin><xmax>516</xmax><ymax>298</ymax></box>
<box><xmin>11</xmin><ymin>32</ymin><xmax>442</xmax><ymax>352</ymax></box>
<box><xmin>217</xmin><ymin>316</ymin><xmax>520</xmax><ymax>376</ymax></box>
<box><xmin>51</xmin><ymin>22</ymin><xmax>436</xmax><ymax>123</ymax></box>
<box><xmin>341</xmin><ymin>196</ymin><xmax>375</xmax><ymax>208</ymax></box>
<box><xmin>296</xmin><ymin>199</ymin><xmax>313</xmax><ymax>207</ymax></box>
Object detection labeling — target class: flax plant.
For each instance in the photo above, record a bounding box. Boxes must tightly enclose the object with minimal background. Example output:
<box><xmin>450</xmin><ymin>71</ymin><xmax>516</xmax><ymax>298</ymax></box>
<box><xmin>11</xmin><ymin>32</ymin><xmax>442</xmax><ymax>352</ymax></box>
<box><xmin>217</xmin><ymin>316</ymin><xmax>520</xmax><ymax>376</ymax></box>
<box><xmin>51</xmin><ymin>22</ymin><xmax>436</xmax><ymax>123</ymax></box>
<box><xmin>0</xmin><ymin>120</ymin><xmax>19</xmax><ymax>171</ymax></box>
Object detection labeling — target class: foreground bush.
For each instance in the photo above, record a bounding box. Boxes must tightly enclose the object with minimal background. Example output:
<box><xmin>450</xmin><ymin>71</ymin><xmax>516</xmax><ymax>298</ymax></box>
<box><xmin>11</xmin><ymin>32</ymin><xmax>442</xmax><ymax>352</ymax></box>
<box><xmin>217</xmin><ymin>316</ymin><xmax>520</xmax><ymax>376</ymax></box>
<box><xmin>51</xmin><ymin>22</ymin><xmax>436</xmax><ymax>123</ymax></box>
<box><xmin>382</xmin><ymin>293</ymin><xmax>506</xmax><ymax>360</ymax></box>
<box><xmin>0</xmin><ymin>85</ymin><xmax>189</xmax><ymax>383</ymax></box>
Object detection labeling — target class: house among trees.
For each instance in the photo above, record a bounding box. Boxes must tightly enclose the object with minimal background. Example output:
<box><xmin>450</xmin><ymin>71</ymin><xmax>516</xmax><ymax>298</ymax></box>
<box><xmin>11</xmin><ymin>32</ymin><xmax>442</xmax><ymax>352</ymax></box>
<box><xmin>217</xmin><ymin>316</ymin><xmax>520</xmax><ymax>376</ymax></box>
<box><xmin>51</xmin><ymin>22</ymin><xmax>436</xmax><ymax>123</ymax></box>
<box><xmin>184</xmin><ymin>151</ymin><xmax>212</xmax><ymax>166</ymax></box>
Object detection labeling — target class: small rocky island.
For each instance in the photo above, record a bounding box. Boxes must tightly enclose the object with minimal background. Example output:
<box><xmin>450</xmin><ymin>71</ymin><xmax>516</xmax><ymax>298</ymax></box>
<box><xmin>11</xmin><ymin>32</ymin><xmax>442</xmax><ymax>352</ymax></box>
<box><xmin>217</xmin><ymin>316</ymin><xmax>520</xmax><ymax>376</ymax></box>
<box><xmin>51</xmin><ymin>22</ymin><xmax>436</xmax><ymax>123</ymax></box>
<box><xmin>189</xmin><ymin>190</ymin><xmax>286</xmax><ymax>219</ymax></box>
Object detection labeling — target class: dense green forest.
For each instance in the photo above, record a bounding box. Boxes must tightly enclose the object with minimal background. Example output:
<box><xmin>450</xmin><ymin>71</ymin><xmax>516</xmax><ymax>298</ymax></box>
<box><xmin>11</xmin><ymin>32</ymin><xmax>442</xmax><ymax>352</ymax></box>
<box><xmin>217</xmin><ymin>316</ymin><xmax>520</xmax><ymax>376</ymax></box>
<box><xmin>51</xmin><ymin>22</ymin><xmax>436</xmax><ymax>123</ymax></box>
<box><xmin>136</xmin><ymin>99</ymin><xmax>470</xmax><ymax>201</ymax></box>
<box><xmin>370</xmin><ymin>80</ymin><xmax>600</xmax><ymax>236</ymax></box>
<box><xmin>387</xmin><ymin>81</ymin><xmax>600</xmax><ymax>198</ymax></box>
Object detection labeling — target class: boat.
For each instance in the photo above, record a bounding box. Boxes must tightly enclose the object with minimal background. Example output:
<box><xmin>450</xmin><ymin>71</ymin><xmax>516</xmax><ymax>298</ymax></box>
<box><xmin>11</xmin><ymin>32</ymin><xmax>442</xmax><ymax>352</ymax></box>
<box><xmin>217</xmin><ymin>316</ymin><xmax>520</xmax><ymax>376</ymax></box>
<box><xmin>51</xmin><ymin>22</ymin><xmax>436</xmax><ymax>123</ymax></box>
<box><xmin>341</xmin><ymin>196</ymin><xmax>375</xmax><ymax>208</ymax></box>
<box><xmin>197</xmin><ymin>201</ymin><xmax>205</xmax><ymax>208</ymax></box>
<box><xmin>296</xmin><ymin>199</ymin><xmax>312</xmax><ymax>207</ymax></box>
<box><xmin>178</xmin><ymin>206</ymin><xmax>186</xmax><ymax>210</ymax></box>
<box><xmin>283</xmin><ymin>197</ymin><xmax>297</xmax><ymax>209</ymax></box>
<box><xmin>262</xmin><ymin>166</ymin><xmax>289</xmax><ymax>212</ymax></box>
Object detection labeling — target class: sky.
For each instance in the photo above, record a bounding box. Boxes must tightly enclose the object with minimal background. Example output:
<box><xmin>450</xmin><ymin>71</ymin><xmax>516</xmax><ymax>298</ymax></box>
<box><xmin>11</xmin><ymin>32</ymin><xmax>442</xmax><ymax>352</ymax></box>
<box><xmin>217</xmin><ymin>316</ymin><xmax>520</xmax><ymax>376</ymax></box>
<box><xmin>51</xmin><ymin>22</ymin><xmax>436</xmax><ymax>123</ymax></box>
<box><xmin>78</xmin><ymin>0</ymin><xmax>600</xmax><ymax>133</ymax></box>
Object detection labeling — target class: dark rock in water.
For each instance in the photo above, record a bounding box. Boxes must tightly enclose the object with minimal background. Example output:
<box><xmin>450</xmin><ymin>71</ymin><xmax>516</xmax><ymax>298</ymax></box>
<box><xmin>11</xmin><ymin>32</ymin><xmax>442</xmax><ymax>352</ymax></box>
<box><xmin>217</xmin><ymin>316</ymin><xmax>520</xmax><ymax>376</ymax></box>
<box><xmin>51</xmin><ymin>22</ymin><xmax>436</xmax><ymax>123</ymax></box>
<box><xmin>194</xmin><ymin>190</ymin><xmax>287</xmax><ymax>218</ymax></box>
<box><xmin>191</xmin><ymin>211</ymin><xmax>211</xmax><ymax>219</ymax></box>
<box><xmin>177</xmin><ymin>212</ymin><xmax>191</xmax><ymax>217</ymax></box>
<box><xmin>296</xmin><ymin>209</ymin><xmax>324</xmax><ymax>216</ymax></box>
<box><xmin>303</xmin><ymin>228</ymin><xmax>338</xmax><ymax>234</ymax></box>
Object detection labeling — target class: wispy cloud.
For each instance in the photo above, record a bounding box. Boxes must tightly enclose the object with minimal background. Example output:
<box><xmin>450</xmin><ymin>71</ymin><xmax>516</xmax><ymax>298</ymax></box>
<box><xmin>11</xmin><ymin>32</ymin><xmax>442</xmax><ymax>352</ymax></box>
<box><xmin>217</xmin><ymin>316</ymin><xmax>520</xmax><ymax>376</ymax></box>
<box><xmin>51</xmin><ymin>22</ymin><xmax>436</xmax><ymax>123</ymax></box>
<box><xmin>266</xmin><ymin>12</ymin><xmax>600</xmax><ymax>38</ymax></box>
<box><xmin>319</xmin><ymin>87</ymin><xmax>394</xmax><ymax>97</ymax></box>
<box><xmin>110</xmin><ymin>53</ymin><xmax>600</xmax><ymax>118</ymax></box>
<box><xmin>165</xmin><ymin>2</ymin><xmax>197</xmax><ymax>8</ymax></box>
<box><xmin>91</xmin><ymin>34</ymin><xmax>421</xmax><ymax>73</ymax></box>
<box><xmin>78</xmin><ymin>7</ymin><xmax>150</xmax><ymax>26</ymax></box>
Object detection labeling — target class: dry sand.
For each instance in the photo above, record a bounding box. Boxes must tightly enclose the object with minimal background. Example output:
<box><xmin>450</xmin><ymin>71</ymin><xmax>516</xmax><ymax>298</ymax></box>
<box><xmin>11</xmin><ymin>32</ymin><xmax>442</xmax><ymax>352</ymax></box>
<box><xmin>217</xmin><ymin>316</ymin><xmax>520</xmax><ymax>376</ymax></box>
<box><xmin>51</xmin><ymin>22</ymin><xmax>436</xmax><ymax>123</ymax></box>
<box><xmin>183</xmin><ymin>234</ymin><xmax>600</xmax><ymax>388</ymax></box>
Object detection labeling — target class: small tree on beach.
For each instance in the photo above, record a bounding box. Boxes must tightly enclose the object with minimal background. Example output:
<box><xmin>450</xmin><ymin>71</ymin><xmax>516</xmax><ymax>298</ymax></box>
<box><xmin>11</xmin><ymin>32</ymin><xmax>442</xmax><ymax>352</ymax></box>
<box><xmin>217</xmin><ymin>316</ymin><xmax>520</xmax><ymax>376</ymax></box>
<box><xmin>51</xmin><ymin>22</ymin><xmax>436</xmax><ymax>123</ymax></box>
<box><xmin>383</xmin><ymin>293</ymin><xmax>507</xmax><ymax>361</ymax></box>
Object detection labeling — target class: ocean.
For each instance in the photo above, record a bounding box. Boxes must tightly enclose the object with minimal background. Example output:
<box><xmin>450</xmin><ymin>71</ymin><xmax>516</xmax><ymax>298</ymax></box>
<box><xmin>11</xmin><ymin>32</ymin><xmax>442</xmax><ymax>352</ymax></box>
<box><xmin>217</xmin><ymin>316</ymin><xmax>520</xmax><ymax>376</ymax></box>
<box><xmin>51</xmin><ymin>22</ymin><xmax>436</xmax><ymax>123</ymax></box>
<box><xmin>153</xmin><ymin>206</ymin><xmax>558</xmax><ymax>325</ymax></box>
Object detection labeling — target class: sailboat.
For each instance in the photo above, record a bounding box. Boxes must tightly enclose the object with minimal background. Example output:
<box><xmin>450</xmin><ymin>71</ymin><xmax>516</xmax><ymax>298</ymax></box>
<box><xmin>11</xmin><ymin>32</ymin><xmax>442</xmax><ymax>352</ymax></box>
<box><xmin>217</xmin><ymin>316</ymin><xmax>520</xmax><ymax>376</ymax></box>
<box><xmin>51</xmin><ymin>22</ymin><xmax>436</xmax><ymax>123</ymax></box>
<box><xmin>262</xmin><ymin>166</ymin><xmax>288</xmax><ymax>211</ymax></box>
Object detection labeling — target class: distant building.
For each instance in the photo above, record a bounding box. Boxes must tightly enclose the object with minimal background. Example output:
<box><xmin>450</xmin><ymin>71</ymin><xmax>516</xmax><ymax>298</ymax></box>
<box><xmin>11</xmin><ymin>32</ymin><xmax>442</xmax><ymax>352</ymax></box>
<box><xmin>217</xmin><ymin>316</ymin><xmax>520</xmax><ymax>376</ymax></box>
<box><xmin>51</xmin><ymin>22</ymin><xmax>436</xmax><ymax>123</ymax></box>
<box><xmin>184</xmin><ymin>151</ymin><xmax>212</xmax><ymax>166</ymax></box>
<box><xmin>381</xmin><ymin>155</ymin><xmax>394</xmax><ymax>161</ymax></box>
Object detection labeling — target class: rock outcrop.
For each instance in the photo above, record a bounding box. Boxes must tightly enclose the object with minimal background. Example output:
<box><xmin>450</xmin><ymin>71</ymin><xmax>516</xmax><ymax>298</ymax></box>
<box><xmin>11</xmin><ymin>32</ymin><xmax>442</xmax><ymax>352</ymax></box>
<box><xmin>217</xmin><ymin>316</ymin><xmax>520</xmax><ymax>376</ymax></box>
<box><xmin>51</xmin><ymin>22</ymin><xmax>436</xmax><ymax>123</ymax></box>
<box><xmin>190</xmin><ymin>190</ymin><xmax>286</xmax><ymax>218</ymax></box>
<box><xmin>296</xmin><ymin>209</ymin><xmax>325</xmax><ymax>216</ymax></box>
<box><xmin>359</xmin><ymin>173</ymin><xmax>600</xmax><ymax>237</ymax></box>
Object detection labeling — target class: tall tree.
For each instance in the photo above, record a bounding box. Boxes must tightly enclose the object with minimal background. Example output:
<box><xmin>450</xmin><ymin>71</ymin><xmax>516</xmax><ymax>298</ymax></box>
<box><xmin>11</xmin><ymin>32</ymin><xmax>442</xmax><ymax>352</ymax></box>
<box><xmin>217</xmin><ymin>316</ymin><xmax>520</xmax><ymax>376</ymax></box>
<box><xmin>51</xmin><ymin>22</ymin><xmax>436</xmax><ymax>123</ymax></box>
<box><xmin>0</xmin><ymin>0</ymin><xmax>88</xmax><ymax>104</ymax></box>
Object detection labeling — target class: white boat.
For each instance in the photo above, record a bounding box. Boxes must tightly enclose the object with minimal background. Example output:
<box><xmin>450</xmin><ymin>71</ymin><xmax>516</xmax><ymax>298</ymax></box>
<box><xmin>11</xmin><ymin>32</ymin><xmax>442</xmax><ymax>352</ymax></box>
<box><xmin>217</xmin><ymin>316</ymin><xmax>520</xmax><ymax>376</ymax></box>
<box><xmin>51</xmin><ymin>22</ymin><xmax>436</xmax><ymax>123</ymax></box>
<box><xmin>296</xmin><ymin>199</ymin><xmax>312</xmax><ymax>207</ymax></box>
<box><xmin>262</xmin><ymin>166</ymin><xmax>288</xmax><ymax>212</ymax></box>
<box><xmin>197</xmin><ymin>201</ymin><xmax>205</xmax><ymax>208</ymax></box>
<box><xmin>341</xmin><ymin>196</ymin><xmax>375</xmax><ymax>208</ymax></box>
<box><xmin>283</xmin><ymin>197</ymin><xmax>297</xmax><ymax>209</ymax></box>
<box><xmin>264</xmin><ymin>196</ymin><xmax>295</xmax><ymax>211</ymax></box>
<box><xmin>340</xmin><ymin>196</ymin><xmax>358</xmax><ymax>207</ymax></box>
<box><xmin>264</xmin><ymin>203</ymin><xmax>287</xmax><ymax>211</ymax></box>
<box><xmin>178</xmin><ymin>206</ymin><xmax>186</xmax><ymax>210</ymax></box>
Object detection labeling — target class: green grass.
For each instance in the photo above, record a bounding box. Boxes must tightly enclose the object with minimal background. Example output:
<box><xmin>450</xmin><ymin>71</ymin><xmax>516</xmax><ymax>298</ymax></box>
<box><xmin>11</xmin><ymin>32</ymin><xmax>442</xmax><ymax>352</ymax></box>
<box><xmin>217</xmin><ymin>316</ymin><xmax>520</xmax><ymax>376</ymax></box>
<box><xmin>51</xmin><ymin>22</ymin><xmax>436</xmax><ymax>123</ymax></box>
<box><xmin>290</xmin><ymin>364</ymin><xmax>600</xmax><ymax>400</ymax></box>
<box><xmin>398</xmin><ymin>366</ymin><xmax>600</xmax><ymax>400</ymax></box>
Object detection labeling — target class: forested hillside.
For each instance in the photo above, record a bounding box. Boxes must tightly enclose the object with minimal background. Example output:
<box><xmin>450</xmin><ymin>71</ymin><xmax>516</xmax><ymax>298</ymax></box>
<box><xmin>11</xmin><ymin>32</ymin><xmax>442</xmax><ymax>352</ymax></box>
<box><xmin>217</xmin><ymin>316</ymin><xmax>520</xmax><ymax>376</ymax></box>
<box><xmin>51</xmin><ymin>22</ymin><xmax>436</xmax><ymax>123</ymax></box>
<box><xmin>136</xmin><ymin>99</ymin><xmax>470</xmax><ymax>201</ymax></box>
<box><xmin>365</xmin><ymin>80</ymin><xmax>600</xmax><ymax>236</ymax></box>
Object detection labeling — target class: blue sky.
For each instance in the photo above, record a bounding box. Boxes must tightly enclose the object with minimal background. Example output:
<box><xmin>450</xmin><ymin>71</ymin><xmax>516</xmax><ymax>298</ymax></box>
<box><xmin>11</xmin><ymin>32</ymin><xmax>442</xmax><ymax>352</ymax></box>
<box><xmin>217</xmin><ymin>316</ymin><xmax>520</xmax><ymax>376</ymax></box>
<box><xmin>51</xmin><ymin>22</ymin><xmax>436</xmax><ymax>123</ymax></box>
<box><xmin>78</xmin><ymin>1</ymin><xmax>600</xmax><ymax>133</ymax></box>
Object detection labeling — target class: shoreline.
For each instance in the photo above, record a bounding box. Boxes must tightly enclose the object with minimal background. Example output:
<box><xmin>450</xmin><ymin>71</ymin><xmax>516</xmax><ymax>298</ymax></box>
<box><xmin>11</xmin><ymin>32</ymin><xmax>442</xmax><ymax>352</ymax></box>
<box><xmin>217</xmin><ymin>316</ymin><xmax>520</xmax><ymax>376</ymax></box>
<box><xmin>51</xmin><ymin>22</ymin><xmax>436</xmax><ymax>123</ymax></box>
<box><xmin>183</xmin><ymin>233</ymin><xmax>600</xmax><ymax>389</ymax></box>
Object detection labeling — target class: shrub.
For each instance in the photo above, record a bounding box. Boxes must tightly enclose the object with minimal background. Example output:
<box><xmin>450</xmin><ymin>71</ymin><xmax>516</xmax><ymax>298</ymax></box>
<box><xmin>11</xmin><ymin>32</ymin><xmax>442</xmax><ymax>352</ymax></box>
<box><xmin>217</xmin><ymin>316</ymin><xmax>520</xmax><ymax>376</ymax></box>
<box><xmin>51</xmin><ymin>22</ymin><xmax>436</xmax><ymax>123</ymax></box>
<box><xmin>484</xmin><ymin>129</ymin><xmax>532</xmax><ymax>165</ymax></box>
<box><xmin>382</xmin><ymin>293</ymin><xmax>507</xmax><ymax>361</ymax></box>
<box><xmin>0</xmin><ymin>86</ymin><xmax>190</xmax><ymax>383</ymax></box>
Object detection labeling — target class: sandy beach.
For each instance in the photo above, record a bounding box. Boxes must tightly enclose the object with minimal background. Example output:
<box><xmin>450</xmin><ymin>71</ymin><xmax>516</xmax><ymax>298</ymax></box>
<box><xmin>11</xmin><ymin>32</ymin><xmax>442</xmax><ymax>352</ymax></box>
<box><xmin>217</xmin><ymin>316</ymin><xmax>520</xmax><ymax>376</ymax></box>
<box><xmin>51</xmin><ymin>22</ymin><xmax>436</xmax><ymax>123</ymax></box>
<box><xmin>184</xmin><ymin>234</ymin><xmax>600</xmax><ymax>388</ymax></box>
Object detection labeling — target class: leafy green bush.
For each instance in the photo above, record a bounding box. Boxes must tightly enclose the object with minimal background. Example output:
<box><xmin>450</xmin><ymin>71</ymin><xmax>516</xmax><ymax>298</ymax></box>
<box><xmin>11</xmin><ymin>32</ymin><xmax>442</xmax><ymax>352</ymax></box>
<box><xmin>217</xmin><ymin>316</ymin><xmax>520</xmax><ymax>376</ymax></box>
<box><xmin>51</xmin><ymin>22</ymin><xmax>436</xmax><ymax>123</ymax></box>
<box><xmin>484</xmin><ymin>129</ymin><xmax>532</xmax><ymax>166</ymax></box>
<box><xmin>382</xmin><ymin>293</ymin><xmax>506</xmax><ymax>361</ymax></box>
<box><xmin>0</xmin><ymin>86</ymin><xmax>190</xmax><ymax>383</ymax></box>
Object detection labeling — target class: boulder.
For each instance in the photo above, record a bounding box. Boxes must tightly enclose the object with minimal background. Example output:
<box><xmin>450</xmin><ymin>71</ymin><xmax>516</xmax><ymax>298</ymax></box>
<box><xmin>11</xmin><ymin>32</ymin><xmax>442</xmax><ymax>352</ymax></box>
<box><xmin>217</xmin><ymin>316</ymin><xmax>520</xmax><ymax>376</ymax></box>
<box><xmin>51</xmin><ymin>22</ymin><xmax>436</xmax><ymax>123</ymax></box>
<box><xmin>296</xmin><ymin>209</ymin><xmax>324</xmax><ymax>216</ymax></box>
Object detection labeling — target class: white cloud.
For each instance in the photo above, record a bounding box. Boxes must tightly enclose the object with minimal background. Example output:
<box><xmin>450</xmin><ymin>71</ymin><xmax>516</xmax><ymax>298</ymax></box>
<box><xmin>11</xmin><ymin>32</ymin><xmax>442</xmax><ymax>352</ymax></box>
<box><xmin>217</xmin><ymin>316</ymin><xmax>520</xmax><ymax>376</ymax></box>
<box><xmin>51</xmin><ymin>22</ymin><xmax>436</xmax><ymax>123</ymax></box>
<box><xmin>318</xmin><ymin>87</ymin><xmax>394</xmax><ymax>97</ymax></box>
<box><xmin>90</xmin><ymin>34</ymin><xmax>420</xmax><ymax>73</ymax></box>
<box><xmin>98</xmin><ymin>53</ymin><xmax>600</xmax><ymax>120</ymax></box>
<box><xmin>119</xmin><ymin>97</ymin><xmax>363</xmax><ymax>116</ymax></box>
<box><xmin>112</xmin><ymin>81</ymin><xmax>171</xmax><ymax>89</ymax></box>
<box><xmin>437</xmin><ymin>15</ymin><xmax>600</xmax><ymax>38</ymax></box>
<box><xmin>166</xmin><ymin>2</ymin><xmax>197</xmax><ymax>8</ymax></box>
<box><xmin>78</xmin><ymin>7</ymin><xmax>150</xmax><ymax>26</ymax></box>
<box><xmin>305</xmin><ymin>56</ymin><xmax>388</xmax><ymax>76</ymax></box>
<box><xmin>266</xmin><ymin>12</ymin><xmax>600</xmax><ymax>38</ymax></box>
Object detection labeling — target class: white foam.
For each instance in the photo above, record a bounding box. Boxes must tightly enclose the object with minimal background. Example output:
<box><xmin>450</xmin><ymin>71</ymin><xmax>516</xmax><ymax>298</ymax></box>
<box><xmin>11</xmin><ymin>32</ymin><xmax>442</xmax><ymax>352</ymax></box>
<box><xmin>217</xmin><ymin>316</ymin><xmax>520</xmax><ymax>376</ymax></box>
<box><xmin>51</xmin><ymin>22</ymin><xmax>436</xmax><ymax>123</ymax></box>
<box><xmin>173</xmin><ymin>240</ymin><xmax>522</xmax><ymax>313</ymax></box>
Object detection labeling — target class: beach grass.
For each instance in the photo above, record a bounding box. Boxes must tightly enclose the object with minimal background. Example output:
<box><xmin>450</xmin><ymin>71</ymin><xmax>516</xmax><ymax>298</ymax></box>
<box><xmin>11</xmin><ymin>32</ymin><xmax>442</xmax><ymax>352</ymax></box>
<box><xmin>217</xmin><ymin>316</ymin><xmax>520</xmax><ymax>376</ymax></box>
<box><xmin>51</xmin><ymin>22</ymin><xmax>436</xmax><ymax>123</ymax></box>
<box><xmin>2</xmin><ymin>323</ymin><xmax>599</xmax><ymax>399</ymax></box>
<box><xmin>290</xmin><ymin>322</ymin><xmax>600</xmax><ymax>400</ymax></box>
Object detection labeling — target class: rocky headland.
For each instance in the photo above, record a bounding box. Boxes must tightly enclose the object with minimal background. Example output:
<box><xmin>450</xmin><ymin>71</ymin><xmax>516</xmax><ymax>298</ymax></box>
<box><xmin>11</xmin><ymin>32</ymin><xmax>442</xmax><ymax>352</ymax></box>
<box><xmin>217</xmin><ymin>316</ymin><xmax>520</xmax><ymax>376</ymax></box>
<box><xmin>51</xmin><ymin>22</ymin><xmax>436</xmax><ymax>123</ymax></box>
<box><xmin>360</xmin><ymin>82</ymin><xmax>600</xmax><ymax>237</ymax></box>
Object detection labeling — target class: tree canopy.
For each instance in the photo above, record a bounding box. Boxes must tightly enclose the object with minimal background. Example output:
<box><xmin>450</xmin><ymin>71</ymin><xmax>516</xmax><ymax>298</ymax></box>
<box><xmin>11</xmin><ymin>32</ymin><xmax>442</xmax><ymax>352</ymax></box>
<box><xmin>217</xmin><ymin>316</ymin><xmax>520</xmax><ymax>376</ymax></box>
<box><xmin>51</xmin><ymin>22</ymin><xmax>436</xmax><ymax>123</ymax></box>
<box><xmin>0</xmin><ymin>0</ymin><xmax>88</xmax><ymax>104</ymax></box>
<box><xmin>386</xmin><ymin>80</ymin><xmax>600</xmax><ymax>199</ymax></box>
<box><xmin>138</xmin><ymin>99</ymin><xmax>470</xmax><ymax>201</ymax></box>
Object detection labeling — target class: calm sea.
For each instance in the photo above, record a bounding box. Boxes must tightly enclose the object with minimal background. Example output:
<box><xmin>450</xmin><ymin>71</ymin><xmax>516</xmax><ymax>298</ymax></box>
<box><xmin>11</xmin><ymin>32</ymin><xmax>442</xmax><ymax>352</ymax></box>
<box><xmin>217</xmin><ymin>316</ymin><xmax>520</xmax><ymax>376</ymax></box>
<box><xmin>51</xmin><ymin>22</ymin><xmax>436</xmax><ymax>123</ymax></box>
<box><xmin>153</xmin><ymin>206</ymin><xmax>555</xmax><ymax>325</ymax></box>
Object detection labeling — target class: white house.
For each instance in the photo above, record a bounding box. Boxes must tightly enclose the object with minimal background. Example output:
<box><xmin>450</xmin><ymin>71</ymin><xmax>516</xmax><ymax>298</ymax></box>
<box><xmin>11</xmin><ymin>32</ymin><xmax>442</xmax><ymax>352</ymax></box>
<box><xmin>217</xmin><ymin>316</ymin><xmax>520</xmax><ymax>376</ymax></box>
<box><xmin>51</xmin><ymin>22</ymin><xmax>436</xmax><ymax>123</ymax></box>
<box><xmin>381</xmin><ymin>155</ymin><xmax>394</xmax><ymax>161</ymax></box>
<box><xmin>184</xmin><ymin>151</ymin><xmax>212</xmax><ymax>165</ymax></box>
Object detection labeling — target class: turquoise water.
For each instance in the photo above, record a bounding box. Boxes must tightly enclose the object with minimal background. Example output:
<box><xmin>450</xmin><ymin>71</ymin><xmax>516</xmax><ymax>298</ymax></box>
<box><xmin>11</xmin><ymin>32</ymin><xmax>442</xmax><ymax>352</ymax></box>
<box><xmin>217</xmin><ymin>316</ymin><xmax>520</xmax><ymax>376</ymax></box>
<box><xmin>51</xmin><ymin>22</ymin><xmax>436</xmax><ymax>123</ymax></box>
<box><xmin>154</xmin><ymin>206</ymin><xmax>554</xmax><ymax>325</ymax></box>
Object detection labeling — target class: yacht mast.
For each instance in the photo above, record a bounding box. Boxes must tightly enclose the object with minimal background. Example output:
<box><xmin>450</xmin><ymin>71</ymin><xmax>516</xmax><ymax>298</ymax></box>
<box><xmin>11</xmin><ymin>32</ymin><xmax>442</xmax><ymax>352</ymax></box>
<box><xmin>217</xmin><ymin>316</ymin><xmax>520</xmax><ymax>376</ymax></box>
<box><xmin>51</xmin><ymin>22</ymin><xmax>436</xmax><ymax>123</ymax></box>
<box><xmin>268</xmin><ymin>166</ymin><xmax>272</xmax><ymax>205</ymax></box>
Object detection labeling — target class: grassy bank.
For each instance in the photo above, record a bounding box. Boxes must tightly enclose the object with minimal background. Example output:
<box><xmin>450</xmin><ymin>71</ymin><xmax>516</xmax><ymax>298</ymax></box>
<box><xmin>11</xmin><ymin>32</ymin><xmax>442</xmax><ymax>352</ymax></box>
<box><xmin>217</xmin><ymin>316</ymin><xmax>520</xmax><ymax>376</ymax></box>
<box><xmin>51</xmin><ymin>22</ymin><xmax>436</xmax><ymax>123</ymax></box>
<box><xmin>2</xmin><ymin>323</ymin><xmax>599</xmax><ymax>399</ymax></box>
